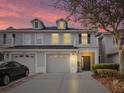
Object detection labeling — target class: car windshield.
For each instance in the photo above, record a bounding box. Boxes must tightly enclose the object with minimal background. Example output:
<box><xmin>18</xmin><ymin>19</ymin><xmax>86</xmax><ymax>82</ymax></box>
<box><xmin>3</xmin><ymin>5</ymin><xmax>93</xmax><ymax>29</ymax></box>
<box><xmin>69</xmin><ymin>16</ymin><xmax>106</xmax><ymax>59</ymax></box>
<box><xmin>0</xmin><ymin>62</ymin><xmax>9</xmax><ymax>68</ymax></box>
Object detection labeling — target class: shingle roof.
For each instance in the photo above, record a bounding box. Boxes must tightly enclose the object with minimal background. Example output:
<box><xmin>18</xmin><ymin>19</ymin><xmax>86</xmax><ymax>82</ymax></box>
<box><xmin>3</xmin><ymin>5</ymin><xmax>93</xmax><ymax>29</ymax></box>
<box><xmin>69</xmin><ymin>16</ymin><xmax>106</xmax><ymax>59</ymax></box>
<box><xmin>0</xmin><ymin>26</ymin><xmax>97</xmax><ymax>33</ymax></box>
<box><xmin>6</xmin><ymin>45</ymin><xmax>78</xmax><ymax>49</ymax></box>
<box><xmin>7</xmin><ymin>26</ymin><xmax>80</xmax><ymax>30</ymax></box>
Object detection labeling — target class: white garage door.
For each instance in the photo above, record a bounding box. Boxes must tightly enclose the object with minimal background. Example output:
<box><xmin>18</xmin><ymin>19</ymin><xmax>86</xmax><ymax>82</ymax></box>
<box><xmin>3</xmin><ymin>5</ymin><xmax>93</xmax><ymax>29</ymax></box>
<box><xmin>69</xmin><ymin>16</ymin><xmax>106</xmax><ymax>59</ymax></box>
<box><xmin>12</xmin><ymin>54</ymin><xmax>35</xmax><ymax>75</ymax></box>
<box><xmin>47</xmin><ymin>54</ymin><xmax>70</xmax><ymax>73</ymax></box>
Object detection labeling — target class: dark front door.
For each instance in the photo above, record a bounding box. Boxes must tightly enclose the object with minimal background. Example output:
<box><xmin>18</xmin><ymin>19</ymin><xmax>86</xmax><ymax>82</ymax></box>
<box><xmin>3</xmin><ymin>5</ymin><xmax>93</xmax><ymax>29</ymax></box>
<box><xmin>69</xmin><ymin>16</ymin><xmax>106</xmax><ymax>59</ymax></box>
<box><xmin>81</xmin><ymin>56</ymin><xmax>90</xmax><ymax>71</ymax></box>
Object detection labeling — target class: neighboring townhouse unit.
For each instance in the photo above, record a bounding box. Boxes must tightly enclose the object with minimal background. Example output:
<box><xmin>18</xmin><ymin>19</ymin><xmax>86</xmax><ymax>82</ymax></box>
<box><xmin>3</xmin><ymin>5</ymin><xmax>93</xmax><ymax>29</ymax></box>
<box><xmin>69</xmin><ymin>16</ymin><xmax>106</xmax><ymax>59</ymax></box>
<box><xmin>0</xmin><ymin>18</ymin><xmax>99</xmax><ymax>74</ymax></box>
<box><xmin>98</xmin><ymin>32</ymin><xmax>122</xmax><ymax>64</ymax></box>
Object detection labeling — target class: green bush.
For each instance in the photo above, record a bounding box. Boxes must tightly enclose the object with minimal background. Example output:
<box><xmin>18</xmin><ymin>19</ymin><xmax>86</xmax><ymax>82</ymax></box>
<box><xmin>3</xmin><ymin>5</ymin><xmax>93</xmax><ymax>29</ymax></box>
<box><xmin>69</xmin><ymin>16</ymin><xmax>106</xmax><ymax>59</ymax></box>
<box><xmin>117</xmin><ymin>72</ymin><xmax>124</xmax><ymax>80</ymax></box>
<box><xmin>92</xmin><ymin>63</ymin><xmax>119</xmax><ymax>74</ymax></box>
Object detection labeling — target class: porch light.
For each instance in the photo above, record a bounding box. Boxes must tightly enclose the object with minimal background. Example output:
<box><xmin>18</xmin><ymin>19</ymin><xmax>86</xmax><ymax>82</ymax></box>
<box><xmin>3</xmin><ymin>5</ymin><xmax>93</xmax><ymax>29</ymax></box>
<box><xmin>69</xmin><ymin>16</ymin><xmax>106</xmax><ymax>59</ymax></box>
<box><xmin>71</xmin><ymin>54</ymin><xmax>77</xmax><ymax>63</ymax></box>
<box><xmin>72</xmin><ymin>51</ymin><xmax>76</xmax><ymax>55</ymax></box>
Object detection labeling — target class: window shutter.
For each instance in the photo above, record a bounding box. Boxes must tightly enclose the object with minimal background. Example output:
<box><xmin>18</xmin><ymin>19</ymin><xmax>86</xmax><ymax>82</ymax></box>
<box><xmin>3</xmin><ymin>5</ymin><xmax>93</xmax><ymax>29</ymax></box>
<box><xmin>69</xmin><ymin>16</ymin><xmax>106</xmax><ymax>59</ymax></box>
<box><xmin>79</xmin><ymin>34</ymin><xmax>81</xmax><ymax>44</ymax></box>
<box><xmin>88</xmin><ymin>34</ymin><xmax>90</xmax><ymax>44</ymax></box>
<box><xmin>13</xmin><ymin>34</ymin><xmax>15</xmax><ymax>44</ymax></box>
<box><xmin>3</xmin><ymin>34</ymin><xmax>6</xmax><ymax>44</ymax></box>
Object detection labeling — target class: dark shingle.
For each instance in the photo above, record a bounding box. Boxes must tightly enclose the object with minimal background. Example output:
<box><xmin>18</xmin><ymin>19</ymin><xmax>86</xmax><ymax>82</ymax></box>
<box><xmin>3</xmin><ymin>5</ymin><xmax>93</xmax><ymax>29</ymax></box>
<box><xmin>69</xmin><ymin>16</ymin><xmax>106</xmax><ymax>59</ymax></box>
<box><xmin>6</xmin><ymin>45</ymin><xmax>77</xmax><ymax>49</ymax></box>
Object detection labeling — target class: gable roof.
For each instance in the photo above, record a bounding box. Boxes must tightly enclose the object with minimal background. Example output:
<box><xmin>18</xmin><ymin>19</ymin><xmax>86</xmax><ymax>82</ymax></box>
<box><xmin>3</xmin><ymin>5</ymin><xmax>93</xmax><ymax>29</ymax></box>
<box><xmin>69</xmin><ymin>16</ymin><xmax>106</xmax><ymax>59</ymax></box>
<box><xmin>56</xmin><ymin>18</ymin><xmax>67</xmax><ymax>23</ymax></box>
<box><xmin>30</xmin><ymin>18</ymin><xmax>42</xmax><ymax>23</ymax></box>
<box><xmin>30</xmin><ymin>18</ymin><xmax>45</xmax><ymax>28</ymax></box>
<box><xmin>6</xmin><ymin>27</ymin><xmax>16</xmax><ymax>30</ymax></box>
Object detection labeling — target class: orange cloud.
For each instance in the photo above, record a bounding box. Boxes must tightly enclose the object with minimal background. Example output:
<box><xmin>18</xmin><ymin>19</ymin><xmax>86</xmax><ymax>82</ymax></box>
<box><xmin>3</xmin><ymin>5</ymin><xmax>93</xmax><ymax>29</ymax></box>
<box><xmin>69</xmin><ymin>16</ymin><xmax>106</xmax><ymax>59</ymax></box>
<box><xmin>0</xmin><ymin>10</ymin><xmax>21</xmax><ymax>17</ymax></box>
<box><xmin>0</xmin><ymin>20</ymin><xmax>8</xmax><ymax>29</ymax></box>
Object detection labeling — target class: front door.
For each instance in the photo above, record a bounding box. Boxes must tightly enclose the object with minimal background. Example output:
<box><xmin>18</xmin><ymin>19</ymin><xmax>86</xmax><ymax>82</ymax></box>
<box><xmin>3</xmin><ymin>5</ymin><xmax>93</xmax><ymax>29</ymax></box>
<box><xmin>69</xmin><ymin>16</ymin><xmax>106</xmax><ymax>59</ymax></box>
<box><xmin>81</xmin><ymin>56</ymin><xmax>90</xmax><ymax>71</ymax></box>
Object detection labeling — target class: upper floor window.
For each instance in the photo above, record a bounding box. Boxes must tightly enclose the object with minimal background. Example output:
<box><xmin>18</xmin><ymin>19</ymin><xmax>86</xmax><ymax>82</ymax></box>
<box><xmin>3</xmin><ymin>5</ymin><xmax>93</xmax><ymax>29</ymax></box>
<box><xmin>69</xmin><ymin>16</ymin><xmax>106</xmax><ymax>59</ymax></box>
<box><xmin>81</xmin><ymin>33</ymin><xmax>88</xmax><ymax>45</ymax></box>
<box><xmin>58</xmin><ymin>21</ymin><xmax>65</xmax><ymax>29</ymax></box>
<box><xmin>36</xmin><ymin>34</ymin><xmax>43</xmax><ymax>44</ymax></box>
<box><xmin>79</xmin><ymin>34</ymin><xmax>82</xmax><ymax>44</ymax></box>
<box><xmin>52</xmin><ymin>33</ymin><xmax>59</xmax><ymax>45</ymax></box>
<box><xmin>79</xmin><ymin>33</ymin><xmax>91</xmax><ymax>45</ymax></box>
<box><xmin>56</xmin><ymin>19</ymin><xmax>67</xmax><ymax>29</ymax></box>
<box><xmin>23</xmin><ymin>34</ymin><xmax>31</xmax><ymax>45</ymax></box>
<box><xmin>88</xmin><ymin>34</ymin><xmax>91</xmax><ymax>44</ymax></box>
<box><xmin>63</xmin><ymin>33</ymin><xmax>71</xmax><ymax>44</ymax></box>
<box><xmin>35</xmin><ymin>21</ymin><xmax>38</xmax><ymax>28</ymax></box>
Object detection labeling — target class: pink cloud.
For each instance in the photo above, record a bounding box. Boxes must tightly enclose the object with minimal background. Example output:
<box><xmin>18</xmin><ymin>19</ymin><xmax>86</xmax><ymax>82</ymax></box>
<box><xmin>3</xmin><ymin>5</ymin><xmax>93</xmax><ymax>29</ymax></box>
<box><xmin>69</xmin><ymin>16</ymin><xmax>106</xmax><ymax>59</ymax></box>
<box><xmin>32</xmin><ymin>10</ymin><xmax>68</xmax><ymax>23</ymax></box>
<box><xmin>98</xmin><ymin>28</ymin><xmax>106</xmax><ymax>32</ymax></box>
<box><xmin>0</xmin><ymin>20</ymin><xmax>8</xmax><ymax>29</ymax></box>
<box><xmin>0</xmin><ymin>18</ymin><xmax>30</xmax><ymax>30</ymax></box>
<box><xmin>0</xmin><ymin>0</ymin><xmax>79</xmax><ymax>29</ymax></box>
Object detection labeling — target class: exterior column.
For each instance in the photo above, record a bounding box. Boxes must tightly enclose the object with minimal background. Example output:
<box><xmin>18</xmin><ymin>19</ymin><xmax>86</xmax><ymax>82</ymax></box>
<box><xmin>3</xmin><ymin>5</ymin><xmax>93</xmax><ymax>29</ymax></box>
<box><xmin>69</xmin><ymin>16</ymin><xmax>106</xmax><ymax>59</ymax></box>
<box><xmin>70</xmin><ymin>52</ymin><xmax>76</xmax><ymax>73</ymax></box>
<box><xmin>35</xmin><ymin>52</ymin><xmax>37</xmax><ymax>73</ymax></box>
<box><xmin>77</xmin><ymin>50</ymin><xmax>82</xmax><ymax>72</ymax></box>
<box><xmin>95</xmin><ymin>49</ymin><xmax>99</xmax><ymax>64</ymax></box>
<box><xmin>44</xmin><ymin>52</ymin><xmax>47</xmax><ymax>73</ymax></box>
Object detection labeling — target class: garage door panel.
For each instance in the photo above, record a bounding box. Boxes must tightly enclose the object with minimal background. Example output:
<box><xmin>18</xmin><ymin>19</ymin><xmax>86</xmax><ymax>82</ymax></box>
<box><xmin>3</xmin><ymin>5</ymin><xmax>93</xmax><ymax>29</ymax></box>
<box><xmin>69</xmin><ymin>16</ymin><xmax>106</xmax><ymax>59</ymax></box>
<box><xmin>12</xmin><ymin>54</ymin><xmax>35</xmax><ymax>75</ymax></box>
<box><xmin>47</xmin><ymin>54</ymin><xmax>70</xmax><ymax>73</ymax></box>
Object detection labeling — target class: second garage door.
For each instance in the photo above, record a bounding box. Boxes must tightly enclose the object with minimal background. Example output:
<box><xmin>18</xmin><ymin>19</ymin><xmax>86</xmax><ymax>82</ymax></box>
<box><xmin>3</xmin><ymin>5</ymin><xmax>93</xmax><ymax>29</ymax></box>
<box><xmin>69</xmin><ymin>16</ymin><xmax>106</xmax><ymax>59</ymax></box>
<box><xmin>47</xmin><ymin>54</ymin><xmax>70</xmax><ymax>73</ymax></box>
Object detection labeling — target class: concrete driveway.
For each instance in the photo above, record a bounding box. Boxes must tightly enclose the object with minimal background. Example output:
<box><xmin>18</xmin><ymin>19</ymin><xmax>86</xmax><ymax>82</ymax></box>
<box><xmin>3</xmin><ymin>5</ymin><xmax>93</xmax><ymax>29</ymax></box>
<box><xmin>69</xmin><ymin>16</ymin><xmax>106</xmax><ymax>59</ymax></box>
<box><xmin>5</xmin><ymin>72</ymin><xmax>110</xmax><ymax>93</ymax></box>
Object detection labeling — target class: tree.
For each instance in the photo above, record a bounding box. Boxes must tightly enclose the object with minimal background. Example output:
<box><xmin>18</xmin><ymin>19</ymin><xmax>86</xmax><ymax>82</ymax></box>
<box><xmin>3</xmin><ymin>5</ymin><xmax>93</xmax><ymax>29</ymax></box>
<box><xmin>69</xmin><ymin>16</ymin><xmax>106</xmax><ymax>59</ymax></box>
<box><xmin>55</xmin><ymin>0</ymin><xmax>124</xmax><ymax>72</ymax></box>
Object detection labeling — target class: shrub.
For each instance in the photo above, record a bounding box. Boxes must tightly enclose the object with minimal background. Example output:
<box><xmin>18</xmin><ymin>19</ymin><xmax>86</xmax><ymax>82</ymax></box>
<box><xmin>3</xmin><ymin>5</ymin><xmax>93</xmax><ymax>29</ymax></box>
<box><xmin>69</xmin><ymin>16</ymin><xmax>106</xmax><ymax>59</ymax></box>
<box><xmin>92</xmin><ymin>63</ymin><xmax>119</xmax><ymax>74</ymax></box>
<box><xmin>117</xmin><ymin>72</ymin><xmax>124</xmax><ymax>80</ymax></box>
<box><xmin>96</xmin><ymin>69</ymin><xmax>118</xmax><ymax>77</ymax></box>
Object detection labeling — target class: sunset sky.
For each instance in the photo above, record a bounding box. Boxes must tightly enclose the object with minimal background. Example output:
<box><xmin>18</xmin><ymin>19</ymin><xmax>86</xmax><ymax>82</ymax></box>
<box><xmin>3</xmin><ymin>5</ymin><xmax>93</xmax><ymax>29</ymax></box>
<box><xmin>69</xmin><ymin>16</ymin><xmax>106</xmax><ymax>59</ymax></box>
<box><xmin>0</xmin><ymin>0</ymin><xmax>81</xmax><ymax>29</ymax></box>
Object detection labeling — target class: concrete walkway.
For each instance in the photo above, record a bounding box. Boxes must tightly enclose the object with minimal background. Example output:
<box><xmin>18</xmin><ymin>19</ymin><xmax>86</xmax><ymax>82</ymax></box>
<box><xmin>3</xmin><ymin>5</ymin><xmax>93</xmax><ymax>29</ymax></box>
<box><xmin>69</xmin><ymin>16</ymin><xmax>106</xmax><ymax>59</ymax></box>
<box><xmin>6</xmin><ymin>72</ymin><xmax>111</xmax><ymax>93</ymax></box>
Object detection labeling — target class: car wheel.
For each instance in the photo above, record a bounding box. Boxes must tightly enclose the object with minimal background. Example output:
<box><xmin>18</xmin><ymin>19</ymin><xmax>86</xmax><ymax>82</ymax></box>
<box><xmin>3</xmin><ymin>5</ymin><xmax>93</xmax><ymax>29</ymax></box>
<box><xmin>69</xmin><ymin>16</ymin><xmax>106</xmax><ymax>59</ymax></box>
<box><xmin>25</xmin><ymin>70</ymin><xmax>29</xmax><ymax>77</ymax></box>
<box><xmin>3</xmin><ymin>75</ymin><xmax>10</xmax><ymax>85</ymax></box>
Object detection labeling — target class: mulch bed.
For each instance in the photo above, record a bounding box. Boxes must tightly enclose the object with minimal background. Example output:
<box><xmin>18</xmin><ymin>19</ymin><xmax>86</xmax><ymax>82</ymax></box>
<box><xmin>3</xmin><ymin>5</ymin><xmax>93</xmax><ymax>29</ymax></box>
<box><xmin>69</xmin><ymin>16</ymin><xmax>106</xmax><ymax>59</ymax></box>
<box><xmin>92</xmin><ymin>75</ymin><xmax>124</xmax><ymax>93</ymax></box>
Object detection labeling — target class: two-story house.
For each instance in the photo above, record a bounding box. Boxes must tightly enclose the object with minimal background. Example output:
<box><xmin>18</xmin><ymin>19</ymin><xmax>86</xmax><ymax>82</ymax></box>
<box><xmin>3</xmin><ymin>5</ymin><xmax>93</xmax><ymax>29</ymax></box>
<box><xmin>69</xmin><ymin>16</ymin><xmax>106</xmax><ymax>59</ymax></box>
<box><xmin>0</xmin><ymin>18</ymin><xmax>99</xmax><ymax>74</ymax></box>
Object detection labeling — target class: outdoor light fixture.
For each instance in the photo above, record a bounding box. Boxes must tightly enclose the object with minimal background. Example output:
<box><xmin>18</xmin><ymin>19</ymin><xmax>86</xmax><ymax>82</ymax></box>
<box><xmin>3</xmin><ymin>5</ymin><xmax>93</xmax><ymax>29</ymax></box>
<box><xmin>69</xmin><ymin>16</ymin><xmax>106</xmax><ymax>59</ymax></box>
<box><xmin>72</xmin><ymin>51</ymin><xmax>76</xmax><ymax>55</ymax></box>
